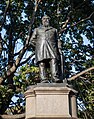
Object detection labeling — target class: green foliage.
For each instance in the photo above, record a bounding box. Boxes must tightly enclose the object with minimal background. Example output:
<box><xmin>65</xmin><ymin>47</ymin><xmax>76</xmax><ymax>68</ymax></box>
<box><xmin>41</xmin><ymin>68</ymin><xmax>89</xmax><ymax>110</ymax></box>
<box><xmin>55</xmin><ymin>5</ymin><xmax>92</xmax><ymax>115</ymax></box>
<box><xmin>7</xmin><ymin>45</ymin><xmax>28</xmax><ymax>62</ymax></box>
<box><xmin>11</xmin><ymin>64</ymin><xmax>39</xmax><ymax>114</ymax></box>
<box><xmin>72</xmin><ymin>59</ymin><xmax>94</xmax><ymax>118</ymax></box>
<box><xmin>0</xmin><ymin>85</ymin><xmax>14</xmax><ymax>114</ymax></box>
<box><xmin>14</xmin><ymin>64</ymin><xmax>39</xmax><ymax>91</ymax></box>
<box><xmin>0</xmin><ymin>64</ymin><xmax>39</xmax><ymax>114</ymax></box>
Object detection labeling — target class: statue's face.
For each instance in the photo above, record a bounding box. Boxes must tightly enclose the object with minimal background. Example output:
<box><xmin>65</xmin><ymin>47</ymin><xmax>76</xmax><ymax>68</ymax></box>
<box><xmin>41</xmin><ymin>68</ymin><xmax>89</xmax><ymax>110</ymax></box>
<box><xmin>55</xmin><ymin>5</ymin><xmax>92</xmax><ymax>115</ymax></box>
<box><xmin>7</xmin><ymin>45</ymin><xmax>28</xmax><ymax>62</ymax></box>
<box><xmin>42</xmin><ymin>18</ymin><xmax>50</xmax><ymax>27</ymax></box>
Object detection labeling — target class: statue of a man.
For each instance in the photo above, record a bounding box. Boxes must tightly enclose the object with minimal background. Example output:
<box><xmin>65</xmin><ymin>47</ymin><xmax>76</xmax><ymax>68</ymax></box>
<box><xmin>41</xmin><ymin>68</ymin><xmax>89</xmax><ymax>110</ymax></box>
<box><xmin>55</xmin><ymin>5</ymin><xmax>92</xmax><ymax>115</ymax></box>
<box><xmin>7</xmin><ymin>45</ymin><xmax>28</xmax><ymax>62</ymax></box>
<box><xmin>30</xmin><ymin>15</ymin><xmax>62</xmax><ymax>83</ymax></box>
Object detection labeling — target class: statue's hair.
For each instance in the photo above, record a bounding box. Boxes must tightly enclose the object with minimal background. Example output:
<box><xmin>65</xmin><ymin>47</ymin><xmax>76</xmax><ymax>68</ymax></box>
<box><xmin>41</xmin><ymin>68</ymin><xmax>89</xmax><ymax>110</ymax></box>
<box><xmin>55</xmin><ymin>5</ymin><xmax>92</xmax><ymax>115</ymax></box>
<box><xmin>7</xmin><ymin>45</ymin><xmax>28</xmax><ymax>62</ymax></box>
<box><xmin>42</xmin><ymin>15</ymin><xmax>50</xmax><ymax>20</ymax></box>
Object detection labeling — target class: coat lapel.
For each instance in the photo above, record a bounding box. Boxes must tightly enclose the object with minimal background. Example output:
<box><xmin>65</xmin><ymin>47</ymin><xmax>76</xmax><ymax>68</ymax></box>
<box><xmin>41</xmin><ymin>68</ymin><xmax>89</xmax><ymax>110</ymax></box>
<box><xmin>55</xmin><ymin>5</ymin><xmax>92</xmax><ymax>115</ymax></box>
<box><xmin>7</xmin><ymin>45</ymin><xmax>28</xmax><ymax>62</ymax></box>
<box><xmin>40</xmin><ymin>26</ymin><xmax>53</xmax><ymax>31</ymax></box>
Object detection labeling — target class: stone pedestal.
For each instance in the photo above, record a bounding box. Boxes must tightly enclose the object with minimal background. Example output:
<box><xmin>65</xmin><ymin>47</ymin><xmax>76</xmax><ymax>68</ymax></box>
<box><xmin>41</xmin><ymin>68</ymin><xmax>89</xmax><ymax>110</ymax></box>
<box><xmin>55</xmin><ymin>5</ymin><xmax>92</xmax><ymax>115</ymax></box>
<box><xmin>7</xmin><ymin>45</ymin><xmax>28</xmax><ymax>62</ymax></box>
<box><xmin>25</xmin><ymin>83</ymin><xmax>78</xmax><ymax>119</ymax></box>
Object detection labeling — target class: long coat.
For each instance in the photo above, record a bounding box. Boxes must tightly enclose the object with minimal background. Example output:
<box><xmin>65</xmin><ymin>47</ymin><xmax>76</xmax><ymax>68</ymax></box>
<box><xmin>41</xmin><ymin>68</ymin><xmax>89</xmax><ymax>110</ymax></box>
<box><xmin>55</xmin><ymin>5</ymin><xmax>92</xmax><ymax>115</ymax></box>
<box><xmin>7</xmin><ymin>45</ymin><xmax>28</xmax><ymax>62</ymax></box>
<box><xmin>30</xmin><ymin>26</ymin><xmax>59</xmax><ymax>64</ymax></box>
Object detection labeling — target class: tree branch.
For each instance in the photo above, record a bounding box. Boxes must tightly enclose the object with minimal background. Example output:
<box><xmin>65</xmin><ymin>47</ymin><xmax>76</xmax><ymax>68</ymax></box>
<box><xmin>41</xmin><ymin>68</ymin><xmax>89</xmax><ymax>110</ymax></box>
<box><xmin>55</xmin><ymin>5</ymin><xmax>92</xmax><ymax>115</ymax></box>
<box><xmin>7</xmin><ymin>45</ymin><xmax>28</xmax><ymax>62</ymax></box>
<box><xmin>70</xmin><ymin>12</ymin><xmax>94</xmax><ymax>27</ymax></box>
<box><xmin>0</xmin><ymin>0</ymin><xmax>10</xmax><ymax>28</ymax></box>
<box><xmin>59</xmin><ymin>11</ymin><xmax>94</xmax><ymax>33</ymax></box>
<box><xmin>26</xmin><ymin>0</ymin><xmax>42</xmax><ymax>45</ymax></box>
<box><xmin>0</xmin><ymin>0</ymin><xmax>42</xmax><ymax>85</ymax></box>
<box><xmin>61</xmin><ymin>17</ymin><xmax>70</xmax><ymax>29</ymax></box>
<box><xmin>60</xmin><ymin>0</ymin><xmax>88</xmax><ymax>33</ymax></box>
<box><xmin>14</xmin><ymin>50</ymin><xmax>22</xmax><ymax>57</ymax></box>
<box><xmin>68</xmin><ymin>66</ymin><xmax>94</xmax><ymax>81</ymax></box>
<box><xmin>19</xmin><ymin>52</ymin><xmax>35</xmax><ymax>66</ymax></box>
<box><xmin>0</xmin><ymin>33</ymin><xmax>3</xmax><ymax>54</ymax></box>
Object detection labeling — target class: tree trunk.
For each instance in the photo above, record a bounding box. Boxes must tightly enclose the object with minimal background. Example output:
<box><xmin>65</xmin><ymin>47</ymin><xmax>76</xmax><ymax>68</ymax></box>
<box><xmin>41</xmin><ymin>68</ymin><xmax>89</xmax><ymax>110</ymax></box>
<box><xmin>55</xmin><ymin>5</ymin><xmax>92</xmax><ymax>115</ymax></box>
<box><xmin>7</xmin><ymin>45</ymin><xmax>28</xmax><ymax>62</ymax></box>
<box><xmin>7</xmin><ymin>27</ymin><xmax>14</xmax><ymax>87</ymax></box>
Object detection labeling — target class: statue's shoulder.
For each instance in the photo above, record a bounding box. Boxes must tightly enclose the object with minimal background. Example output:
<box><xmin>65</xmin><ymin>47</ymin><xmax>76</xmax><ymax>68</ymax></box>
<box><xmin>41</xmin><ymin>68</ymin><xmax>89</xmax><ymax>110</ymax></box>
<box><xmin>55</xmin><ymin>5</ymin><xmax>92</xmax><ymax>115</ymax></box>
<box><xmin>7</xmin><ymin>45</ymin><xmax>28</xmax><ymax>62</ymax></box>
<box><xmin>34</xmin><ymin>27</ymin><xmax>39</xmax><ymax>31</ymax></box>
<box><xmin>35</xmin><ymin>26</ymin><xmax>43</xmax><ymax>31</ymax></box>
<box><xmin>51</xmin><ymin>27</ymin><xmax>57</xmax><ymax>32</ymax></box>
<box><xmin>33</xmin><ymin>27</ymin><xmax>41</xmax><ymax>33</ymax></box>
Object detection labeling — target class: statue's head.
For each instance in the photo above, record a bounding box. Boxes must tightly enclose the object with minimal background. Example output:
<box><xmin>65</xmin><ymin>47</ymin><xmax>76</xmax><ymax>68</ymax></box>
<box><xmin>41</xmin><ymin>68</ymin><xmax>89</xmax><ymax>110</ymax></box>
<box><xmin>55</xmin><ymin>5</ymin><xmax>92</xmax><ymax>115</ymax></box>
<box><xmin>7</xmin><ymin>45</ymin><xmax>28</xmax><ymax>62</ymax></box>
<box><xmin>42</xmin><ymin>15</ymin><xmax>50</xmax><ymax>27</ymax></box>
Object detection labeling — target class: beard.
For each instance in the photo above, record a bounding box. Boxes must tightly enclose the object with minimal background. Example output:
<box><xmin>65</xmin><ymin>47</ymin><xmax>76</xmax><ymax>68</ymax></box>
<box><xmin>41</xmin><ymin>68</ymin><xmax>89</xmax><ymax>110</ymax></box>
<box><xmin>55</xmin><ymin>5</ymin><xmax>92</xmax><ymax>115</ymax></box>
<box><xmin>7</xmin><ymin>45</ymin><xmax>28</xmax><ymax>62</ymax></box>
<box><xmin>43</xmin><ymin>21</ymin><xmax>49</xmax><ymax>27</ymax></box>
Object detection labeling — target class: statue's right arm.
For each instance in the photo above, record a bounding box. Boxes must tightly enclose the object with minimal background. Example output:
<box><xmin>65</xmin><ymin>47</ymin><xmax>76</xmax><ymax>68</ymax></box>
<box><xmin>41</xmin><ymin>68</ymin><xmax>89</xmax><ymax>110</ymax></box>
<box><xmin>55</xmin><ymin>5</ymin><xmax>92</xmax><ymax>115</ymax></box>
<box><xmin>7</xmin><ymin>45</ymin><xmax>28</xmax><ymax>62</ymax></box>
<box><xmin>29</xmin><ymin>28</ymin><xmax>37</xmax><ymax>48</ymax></box>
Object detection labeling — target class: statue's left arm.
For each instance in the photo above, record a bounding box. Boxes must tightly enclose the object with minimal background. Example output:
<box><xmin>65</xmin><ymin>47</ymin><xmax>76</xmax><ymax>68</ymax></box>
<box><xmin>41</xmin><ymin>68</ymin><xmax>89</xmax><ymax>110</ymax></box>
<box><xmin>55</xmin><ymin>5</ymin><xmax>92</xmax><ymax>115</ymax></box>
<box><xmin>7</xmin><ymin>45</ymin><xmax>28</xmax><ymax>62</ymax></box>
<box><xmin>55</xmin><ymin>29</ymin><xmax>62</xmax><ymax>54</ymax></box>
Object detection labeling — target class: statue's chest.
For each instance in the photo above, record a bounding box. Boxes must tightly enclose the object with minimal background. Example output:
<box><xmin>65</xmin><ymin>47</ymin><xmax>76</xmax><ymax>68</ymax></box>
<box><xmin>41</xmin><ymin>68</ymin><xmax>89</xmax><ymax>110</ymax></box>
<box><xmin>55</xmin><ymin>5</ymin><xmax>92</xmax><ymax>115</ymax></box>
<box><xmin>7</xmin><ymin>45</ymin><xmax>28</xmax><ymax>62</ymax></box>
<box><xmin>37</xmin><ymin>28</ymin><xmax>55</xmax><ymax>38</ymax></box>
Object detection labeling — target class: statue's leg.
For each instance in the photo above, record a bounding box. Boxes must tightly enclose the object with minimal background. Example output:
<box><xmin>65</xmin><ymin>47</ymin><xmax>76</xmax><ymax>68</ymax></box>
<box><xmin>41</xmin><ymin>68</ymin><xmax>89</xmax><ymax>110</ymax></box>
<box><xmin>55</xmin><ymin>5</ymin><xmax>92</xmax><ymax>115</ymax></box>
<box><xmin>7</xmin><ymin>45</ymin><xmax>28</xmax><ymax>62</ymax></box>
<box><xmin>39</xmin><ymin>62</ymin><xmax>47</xmax><ymax>83</ymax></box>
<box><xmin>50</xmin><ymin>59</ymin><xmax>61</xmax><ymax>83</ymax></box>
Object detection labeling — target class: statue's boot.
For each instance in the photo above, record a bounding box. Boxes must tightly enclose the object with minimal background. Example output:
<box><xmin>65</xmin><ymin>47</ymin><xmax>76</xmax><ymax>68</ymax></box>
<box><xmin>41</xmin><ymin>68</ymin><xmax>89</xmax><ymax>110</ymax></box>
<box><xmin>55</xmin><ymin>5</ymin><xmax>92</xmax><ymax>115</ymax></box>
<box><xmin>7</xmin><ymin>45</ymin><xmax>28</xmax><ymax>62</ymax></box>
<box><xmin>52</xmin><ymin>76</ymin><xmax>63</xmax><ymax>83</ymax></box>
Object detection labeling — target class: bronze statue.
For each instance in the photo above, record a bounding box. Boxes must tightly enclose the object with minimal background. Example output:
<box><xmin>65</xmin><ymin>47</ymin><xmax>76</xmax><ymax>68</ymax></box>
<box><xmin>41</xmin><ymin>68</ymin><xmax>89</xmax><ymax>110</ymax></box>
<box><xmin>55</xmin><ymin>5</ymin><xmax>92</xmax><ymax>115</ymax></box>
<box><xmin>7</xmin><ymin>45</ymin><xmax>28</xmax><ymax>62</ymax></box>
<box><xmin>30</xmin><ymin>15</ymin><xmax>63</xmax><ymax>83</ymax></box>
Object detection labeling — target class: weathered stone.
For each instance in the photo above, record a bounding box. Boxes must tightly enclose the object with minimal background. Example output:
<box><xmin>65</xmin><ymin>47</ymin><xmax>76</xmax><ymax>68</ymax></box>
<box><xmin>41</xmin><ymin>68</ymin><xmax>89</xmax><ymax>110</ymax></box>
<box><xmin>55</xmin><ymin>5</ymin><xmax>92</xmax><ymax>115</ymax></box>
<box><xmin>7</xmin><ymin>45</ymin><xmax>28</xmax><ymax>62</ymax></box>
<box><xmin>25</xmin><ymin>83</ymin><xmax>78</xmax><ymax>119</ymax></box>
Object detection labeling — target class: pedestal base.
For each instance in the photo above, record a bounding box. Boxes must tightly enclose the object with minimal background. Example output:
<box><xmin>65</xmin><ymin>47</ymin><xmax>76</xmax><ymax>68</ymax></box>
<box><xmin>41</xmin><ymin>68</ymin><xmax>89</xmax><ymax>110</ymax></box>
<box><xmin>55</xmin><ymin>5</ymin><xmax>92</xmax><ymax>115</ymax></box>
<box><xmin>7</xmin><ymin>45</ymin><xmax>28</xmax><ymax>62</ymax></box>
<box><xmin>25</xmin><ymin>83</ymin><xmax>78</xmax><ymax>119</ymax></box>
